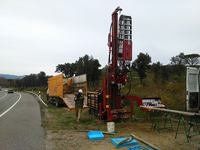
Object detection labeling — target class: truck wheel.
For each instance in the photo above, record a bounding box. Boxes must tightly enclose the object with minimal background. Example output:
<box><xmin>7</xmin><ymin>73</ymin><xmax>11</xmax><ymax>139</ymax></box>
<box><xmin>55</xmin><ymin>101</ymin><xmax>59</xmax><ymax>107</ymax></box>
<box><xmin>49</xmin><ymin>97</ymin><xmax>53</xmax><ymax>105</ymax></box>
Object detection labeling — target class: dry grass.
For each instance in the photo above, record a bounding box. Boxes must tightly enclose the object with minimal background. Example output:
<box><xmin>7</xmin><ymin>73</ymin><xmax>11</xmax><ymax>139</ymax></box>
<box><xmin>123</xmin><ymin>71</ymin><xmax>186</xmax><ymax>110</ymax></box>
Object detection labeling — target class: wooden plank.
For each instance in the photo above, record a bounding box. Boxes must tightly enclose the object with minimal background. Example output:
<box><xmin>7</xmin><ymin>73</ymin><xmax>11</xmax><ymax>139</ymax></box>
<box><xmin>131</xmin><ymin>134</ymin><xmax>160</xmax><ymax>150</ymax></box>
<box><xmin>73</xmin><ymin>74</ymin><xmax>87</xmax><ymax>83</ymax></box>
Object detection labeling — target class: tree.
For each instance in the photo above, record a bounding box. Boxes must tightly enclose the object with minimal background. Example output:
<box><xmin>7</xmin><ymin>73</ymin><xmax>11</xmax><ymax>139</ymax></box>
<box><xmin>160</xmin><ymin>65</ymin><xmax>170</xmax><ymax>83</ymax></box>
<box><xmin>170</xmin><ymin>53</ymin><xmax>186</xmax><ymax>76</ymax></box>
<box><xmin>170</xmin><ymin>53</ymin><xmax>185</xmax><ymax>65</ymax></box>
<box><xmin>132</xmin><ymin>52</ymin><xmax>151</xmax><ymax>84</ymax></box>
<box><xmin>75</xmin><ymin>55</ymin><xmax>101</xmax><ymax>85</ymax></box>
<box><xmin>170</xmin><ymin>52</ymin><xmax>200</xmax><ymax>66</ymax></box>
<box><xmin>37</xmin><ymin>71</ymin><xmax>47</xmax><ymax>86</ymax></box>
<box><xmin>14</xmin><ymin>71</ymin><xmax>48</xmax><ymax>88</ymax></box>
<box><xmin>169</xmin><ymin>52</ymin><xmax>200</xmax><ymax>76</ymax></box>
<box><xmin>0</xmin><ymin>77</ymin><xmax>9</xmax><ymax>87</ymax></box>
<box><xmin>55</xmin><ymin>54</ymin><xmax>101</xmax><ymax>85</ymax></box>
<box><xmin>184</xmin><ymin>54</ymin><xmax>200</xmax><ymax>66</ymax></box>
<box><xmin>55</xmin><ymin>63</ymin><xmax>75</xmax><ymax>77</ymax></box>
<box><xmin>151</xmin><ymin>61</ymin><xmax>162</xmax><ymax>83</ymax></box>
<box><xmin>22</xmin><ymin>74</ymin><xmax>38</xmax><ymax>87</ymax></box>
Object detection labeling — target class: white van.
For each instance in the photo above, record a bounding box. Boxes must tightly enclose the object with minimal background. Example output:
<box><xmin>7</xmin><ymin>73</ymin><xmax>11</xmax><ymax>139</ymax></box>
<box><xmin>186</xmin><ymin>67</ymin><xmax>200</xmax><ymax>112</ymax></box>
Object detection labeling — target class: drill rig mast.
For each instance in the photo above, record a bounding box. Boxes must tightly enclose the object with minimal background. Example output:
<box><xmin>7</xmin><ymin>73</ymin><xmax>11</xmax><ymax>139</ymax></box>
<box><xmin>99</xmin><ymin>7</ymin><xmax>142</xmax><ymax>121</ymax></box>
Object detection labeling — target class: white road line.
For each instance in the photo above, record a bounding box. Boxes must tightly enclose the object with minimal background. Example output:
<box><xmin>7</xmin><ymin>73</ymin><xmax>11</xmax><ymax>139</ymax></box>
<box><xmin>0</xmin><ymin>92</ymin><xmax>21</xmax><ymax>118</ymax></box>
<box><xmin>26</xmin><ymin>91</ymin><xmax>48</xmax><ymax>107</ymax></box>
<box><xmin>0</xmin><ymin>92</ymin><xmax>7</xmax><ymax>100</ymax></box>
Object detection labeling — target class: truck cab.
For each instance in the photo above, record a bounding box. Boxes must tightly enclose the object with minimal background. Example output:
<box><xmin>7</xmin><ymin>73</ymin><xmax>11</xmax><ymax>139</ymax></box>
<box><xmin>186</xmin><ymin>67</ymin><xmax>200</xmax><ymax>112</ymax></box>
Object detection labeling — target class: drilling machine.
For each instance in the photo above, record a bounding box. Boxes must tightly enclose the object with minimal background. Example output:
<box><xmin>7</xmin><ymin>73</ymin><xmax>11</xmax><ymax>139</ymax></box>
<box><xmin>98</xmin><ymin>7</ymin><xmax>142</xmax><ymax>121</ymax></box>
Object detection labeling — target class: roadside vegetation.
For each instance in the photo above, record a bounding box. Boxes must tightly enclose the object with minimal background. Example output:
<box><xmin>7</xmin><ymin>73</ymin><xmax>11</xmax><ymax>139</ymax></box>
<box><xmin>125</xmin><ymin>70</ymin><xmax>186</xmax><ymax>110</ymax></box>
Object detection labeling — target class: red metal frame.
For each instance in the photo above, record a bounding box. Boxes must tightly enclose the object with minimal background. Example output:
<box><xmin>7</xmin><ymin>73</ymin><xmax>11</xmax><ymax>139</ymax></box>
<box><xmin>99</xmin><ymin>7</ymin><xmax>142</xmax><ymax>121</ymax></box>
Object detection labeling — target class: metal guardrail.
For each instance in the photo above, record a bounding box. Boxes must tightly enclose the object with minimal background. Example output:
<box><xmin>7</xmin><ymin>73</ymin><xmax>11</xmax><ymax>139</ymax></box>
<box><xmin>26</xmin><ymin>91</ymin><xmax>48</xmax><ymax>107</ymax></box>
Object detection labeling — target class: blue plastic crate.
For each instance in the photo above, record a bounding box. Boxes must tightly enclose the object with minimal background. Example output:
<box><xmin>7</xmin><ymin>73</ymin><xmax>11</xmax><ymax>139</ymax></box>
<box><xmin>111</xmin><ymin>137</ymin><xmax>139</xmax><ymax>148</ymax></box>
<box><xmin>87</xmin><ymin>130</ymin><xmax>104</xmax><ymax>141</ymax></box>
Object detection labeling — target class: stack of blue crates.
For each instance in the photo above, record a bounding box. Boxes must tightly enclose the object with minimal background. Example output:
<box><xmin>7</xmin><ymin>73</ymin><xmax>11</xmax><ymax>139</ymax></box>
<box><xmin>87</xmin><ymin>130</ymin><xmax>104</xmax><ymax>141</ymax></box>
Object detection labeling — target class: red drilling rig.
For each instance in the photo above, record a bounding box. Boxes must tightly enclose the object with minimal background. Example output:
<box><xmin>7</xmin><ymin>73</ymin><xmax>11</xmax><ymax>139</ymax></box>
<box><xmin>88</xmin><ymin>7</ymin><xmax>142</xmax><ymax>121</ymax></box>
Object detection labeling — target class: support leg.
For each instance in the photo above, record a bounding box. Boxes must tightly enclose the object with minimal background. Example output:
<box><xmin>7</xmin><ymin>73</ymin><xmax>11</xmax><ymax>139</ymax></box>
<box><xmin>175</xmin><ymin>115</ymin><xmax>181</xmax><ymax>139</ymax></box>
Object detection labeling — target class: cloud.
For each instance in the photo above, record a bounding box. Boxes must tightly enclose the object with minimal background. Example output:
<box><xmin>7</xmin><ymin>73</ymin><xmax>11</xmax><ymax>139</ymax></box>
<box><xmin>0</xmin><ymin>0</ymin><xmax>199</xmax><ymax>75</ymax></box>
<box><xmin>0</xmin><ymin>16</ymin><xmax>63</xmax><ymax>40</ymax></box>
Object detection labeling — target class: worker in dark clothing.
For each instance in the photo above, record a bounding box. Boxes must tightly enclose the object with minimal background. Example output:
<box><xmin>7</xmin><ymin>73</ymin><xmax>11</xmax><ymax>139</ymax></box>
<box><xmin>74</xmin><ymin>89</ymin><xmax>84</xmax><ymax>122</ymax></box>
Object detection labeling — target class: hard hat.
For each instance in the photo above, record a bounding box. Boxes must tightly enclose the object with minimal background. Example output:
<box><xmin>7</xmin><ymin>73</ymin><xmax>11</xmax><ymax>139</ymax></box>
<box><xmin>78</xmin><ymin>89</ymin><xmax>83</xmax><ymax>93</ymax></box>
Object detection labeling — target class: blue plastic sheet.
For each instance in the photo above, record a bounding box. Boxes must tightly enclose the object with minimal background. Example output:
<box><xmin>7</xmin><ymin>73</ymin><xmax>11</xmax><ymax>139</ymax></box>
<box><xmin>128</xmin><ymin>145</ymin><xmax>153</xmax><ymax>150</ymax></box>
<box><xmin>111</xmin><ymin>137</ymin><xmax>139</xmax><ymax>148</ymax></box>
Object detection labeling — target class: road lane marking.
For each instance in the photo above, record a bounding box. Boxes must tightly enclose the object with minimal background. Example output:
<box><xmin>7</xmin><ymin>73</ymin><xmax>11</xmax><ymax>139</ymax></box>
<box><xmin>0</xmin><ymin>92</ymin><xmax>21</xmax><ymax>118</ymax></box>
<box><xmin>0</xmin><ymin>92</ymin><xmax>7</xmax><ymax>100</ymax></box>
<box><xmin>26</xmin><ymin>91</ymin><xmax>48</xmax><ymax>107</ymax></box>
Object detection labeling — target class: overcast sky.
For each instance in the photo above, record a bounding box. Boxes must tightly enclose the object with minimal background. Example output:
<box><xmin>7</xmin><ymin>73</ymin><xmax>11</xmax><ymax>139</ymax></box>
<box><xmin>0</xmin><ymin>0</ymin><xmax>199</xmax><ymax>75</ymax></box>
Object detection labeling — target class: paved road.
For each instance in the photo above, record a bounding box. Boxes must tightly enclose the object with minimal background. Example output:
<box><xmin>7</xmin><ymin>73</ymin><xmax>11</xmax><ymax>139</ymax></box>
<box><xmin>0</xmin><ymin>91</ymin><xmax>44</xmax><ymax>150</ymax></box>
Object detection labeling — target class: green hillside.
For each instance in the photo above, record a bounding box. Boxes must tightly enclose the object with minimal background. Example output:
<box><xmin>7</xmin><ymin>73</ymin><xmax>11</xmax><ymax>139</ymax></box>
<box><xmin>123</xmin><ymin>70</ymin><xmax>186</xmax><ymax>110</ymax></box>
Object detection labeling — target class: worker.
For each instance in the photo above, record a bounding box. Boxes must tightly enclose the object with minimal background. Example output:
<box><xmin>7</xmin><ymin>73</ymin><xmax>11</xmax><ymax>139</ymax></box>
<box><xmin>74</xmin><ymin>89</ymin><xmax>84</xmax><ymax>122</ymax></box>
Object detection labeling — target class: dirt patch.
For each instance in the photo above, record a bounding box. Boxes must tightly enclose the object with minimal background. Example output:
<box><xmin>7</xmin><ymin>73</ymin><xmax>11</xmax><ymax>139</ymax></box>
<box><xmin>44</xmin><ymin>107</ymin><xmax>200</xmax><ymax>150</ymax></box>
<box><xmin>45</xmin><ymin>130</ymin><xmax>116</xmax><ymax>150</ymax></box>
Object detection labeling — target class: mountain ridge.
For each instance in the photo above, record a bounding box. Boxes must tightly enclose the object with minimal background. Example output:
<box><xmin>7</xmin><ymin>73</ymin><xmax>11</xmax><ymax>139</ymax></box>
<box><xmin>0</xmin><ymin>74</ymin><xmax>24</xmax><ymax>79</ymax></box>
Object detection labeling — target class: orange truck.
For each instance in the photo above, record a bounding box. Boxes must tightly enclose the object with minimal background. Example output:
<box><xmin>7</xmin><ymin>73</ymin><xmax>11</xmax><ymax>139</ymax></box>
<box><xmin>47</xmin><ymin>74</ymin><xmax>87</xmax><ymax>108</ymax></box>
